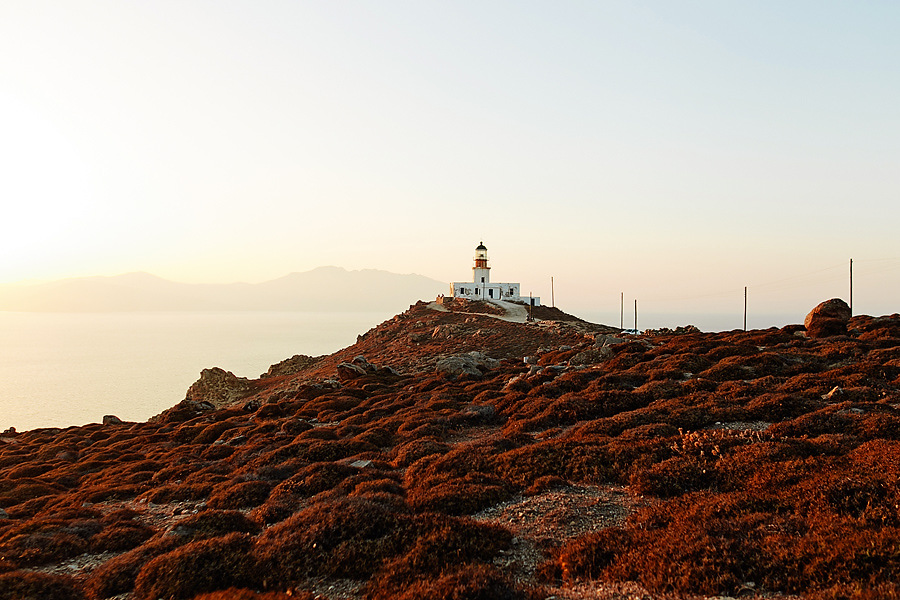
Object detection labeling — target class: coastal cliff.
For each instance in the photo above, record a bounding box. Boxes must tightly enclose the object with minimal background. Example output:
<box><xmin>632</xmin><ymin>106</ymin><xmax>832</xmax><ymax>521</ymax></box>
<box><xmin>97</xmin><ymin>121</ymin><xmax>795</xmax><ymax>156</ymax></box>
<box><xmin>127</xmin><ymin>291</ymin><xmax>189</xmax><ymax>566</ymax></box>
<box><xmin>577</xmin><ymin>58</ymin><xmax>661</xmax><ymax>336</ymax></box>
<box><xmin>1</xmin><ymin>299</ymin><xmax>899</xmax><ymax>600</ymax></box>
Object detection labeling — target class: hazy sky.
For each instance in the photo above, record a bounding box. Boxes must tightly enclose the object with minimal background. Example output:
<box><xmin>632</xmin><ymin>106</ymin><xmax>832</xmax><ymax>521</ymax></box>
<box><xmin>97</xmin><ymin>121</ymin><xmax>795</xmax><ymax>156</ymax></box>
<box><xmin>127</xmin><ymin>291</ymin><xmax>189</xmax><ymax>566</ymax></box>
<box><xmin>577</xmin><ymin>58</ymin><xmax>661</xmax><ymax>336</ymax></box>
<box><xmin>2</xmin><ymin>1</ymin><xmax>898</xmax><ymax>322</ymax></box>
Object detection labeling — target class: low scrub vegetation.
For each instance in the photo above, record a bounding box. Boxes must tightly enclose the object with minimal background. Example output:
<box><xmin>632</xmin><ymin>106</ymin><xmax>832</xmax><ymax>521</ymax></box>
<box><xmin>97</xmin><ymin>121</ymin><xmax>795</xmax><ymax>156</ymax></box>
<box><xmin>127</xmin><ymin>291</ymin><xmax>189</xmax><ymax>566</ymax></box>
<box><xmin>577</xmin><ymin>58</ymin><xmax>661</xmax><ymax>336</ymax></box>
<box><xmin>1</xmin><ymin>305</ymin><xmax>898</xmax><ymax>598</ymax></box>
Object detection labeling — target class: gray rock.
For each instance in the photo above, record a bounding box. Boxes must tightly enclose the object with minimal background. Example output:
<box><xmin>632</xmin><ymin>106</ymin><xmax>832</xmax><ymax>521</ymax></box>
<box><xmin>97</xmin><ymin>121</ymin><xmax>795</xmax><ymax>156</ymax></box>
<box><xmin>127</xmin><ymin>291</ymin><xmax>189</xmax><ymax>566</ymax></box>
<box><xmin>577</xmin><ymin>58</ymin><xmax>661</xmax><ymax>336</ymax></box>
<box><xmin>352</xmin><ymin>355</ymin><xmax>377</xmax><ymax>372</ymax></box>
<box><xmin>102</xmin><ymin>415</ymin><xmax>124</xmax><ymax>425</ymax></box>
<box><xmin>261</xmin><ymin>354</ymin><xmax>321</xmax><ymax>378</ymax></box>
<box><xmin>336</xmin><ymin>362</ymin><xmax>367</xmax><ymax>381</ymax></box>
<box><xmin>185</xmin><ymin>367</ymin><xmax>254</xmax><ymax>408</ymax></box>
<box><xmin>461</xmin><ymin>404</ymin><xmax>497</xmax><ymax>420</ymax></box>
<box><xmin>569</xmin><ymin>346</ymin><xmax>614</xmax><ymax>366</ymax></box>
<box><xmin>593</xmin><ymin>334</ymin><xmax>626</xmax><ymax>347</ymax></box>
<box><xmin>435</xmin><ymin>351</ymin><xmax>500</xmax><ymax>378</ymax></box>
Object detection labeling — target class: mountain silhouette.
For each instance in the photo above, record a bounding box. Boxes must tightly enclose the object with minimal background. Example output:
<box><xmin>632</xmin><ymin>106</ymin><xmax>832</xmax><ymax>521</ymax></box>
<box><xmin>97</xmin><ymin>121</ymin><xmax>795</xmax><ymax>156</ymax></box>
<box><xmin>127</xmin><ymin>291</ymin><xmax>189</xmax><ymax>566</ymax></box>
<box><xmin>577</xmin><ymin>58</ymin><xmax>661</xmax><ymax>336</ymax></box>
<box><xmin>0</xmin><ymin>268</ymin><xmax>447</xmax><ymax>312</ymax></box>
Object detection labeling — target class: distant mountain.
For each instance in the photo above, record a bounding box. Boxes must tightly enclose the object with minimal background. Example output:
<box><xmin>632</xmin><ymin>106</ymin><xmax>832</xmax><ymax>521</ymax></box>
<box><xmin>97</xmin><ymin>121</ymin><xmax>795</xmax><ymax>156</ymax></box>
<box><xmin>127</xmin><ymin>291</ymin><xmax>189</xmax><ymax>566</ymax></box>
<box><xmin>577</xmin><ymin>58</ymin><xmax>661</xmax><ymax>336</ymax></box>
<box><xmin>0</xmin><ymin>268</ymin><xmax>448</xmax><ymax>312</ymax></box>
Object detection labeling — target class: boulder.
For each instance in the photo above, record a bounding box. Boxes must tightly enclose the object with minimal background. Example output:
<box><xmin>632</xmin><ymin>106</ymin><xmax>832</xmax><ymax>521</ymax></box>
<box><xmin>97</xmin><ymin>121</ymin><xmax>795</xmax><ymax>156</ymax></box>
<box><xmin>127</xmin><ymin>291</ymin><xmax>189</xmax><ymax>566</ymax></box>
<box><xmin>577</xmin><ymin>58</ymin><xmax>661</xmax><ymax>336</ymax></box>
<box><xmin>336</xmin><ymin>362</ymin><xmax>367</xmax><ymax>382</ymax></box>
<box><xmin>435</xmin><ymin>352</ymin><xmax>499</xmax><ymax>378</ymax></box>
<box><xmin>352</xmin><ymin>355</ymin><xmax>377</xmax><ymax>373</ymax></box>
<box><xmin>185</xmin><ymin>367</ymin><xmax>255</xmax><ymax>408</ymax></box>
<box><xmin>260</xmin><ymin>354</ymin><xmax>321</xmax><ymax>378</ymax></box>
<box><xmin>592</xmin><ymin>334</ymin><xmax>626</xmax><ymax>347</ymax></box>
<box><xmin>460</xmin><ymin>404</ymin><xmax>497</xmax><ymax>421</ymax></box>
<box><xmin>102</xmin><ymin>415</ymin><xmax>124</xmax><ymax>425</ymax></box>
<box><xmin>805</xmin><ymin>299</ymin><xmax>851</xmax><ymax>338</ymax></box>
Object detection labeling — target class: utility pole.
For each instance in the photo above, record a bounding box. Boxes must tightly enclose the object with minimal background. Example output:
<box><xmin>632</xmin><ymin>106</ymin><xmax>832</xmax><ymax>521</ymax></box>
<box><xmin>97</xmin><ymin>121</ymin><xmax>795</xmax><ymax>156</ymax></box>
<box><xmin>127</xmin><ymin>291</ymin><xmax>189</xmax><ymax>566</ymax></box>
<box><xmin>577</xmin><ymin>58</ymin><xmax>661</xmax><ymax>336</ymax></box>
<box><xmin>634</xmin><ymin>299</ymin><xmax>638</xmax><ymax>332</ymax></box>
<box><xmin>850</xmin><ymin>258</ymin><xmax>853</xmax><ymax>316</ymax></box>
<box><xmin>620</xmin><ymin>292</ymin><xmax>624</xmax><ymax>329</ymax></box>
<box><xmin>551</xmin><ymin>277</ymin><xmax>555</xmax><ymax>308</ymax></box>
<box><xmin>743</xmin><ymin>287</ymin><xmax>748</xmax><ymax>331</ymax></box>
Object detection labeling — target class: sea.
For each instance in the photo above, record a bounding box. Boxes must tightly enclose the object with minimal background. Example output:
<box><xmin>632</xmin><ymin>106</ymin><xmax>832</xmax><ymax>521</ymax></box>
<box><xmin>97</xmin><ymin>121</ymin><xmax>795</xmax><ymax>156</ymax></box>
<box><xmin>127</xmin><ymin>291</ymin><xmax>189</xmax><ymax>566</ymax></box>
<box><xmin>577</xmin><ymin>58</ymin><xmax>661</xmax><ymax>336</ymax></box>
<box><xmin>1</xmin><ymin>309</ymin><xmax>801</xmax><ymax>432</ymax></box>
<box><xmin>0</xmin><ymin>311</ymin><xmax>394</xmax><ymax>432</ymax></box>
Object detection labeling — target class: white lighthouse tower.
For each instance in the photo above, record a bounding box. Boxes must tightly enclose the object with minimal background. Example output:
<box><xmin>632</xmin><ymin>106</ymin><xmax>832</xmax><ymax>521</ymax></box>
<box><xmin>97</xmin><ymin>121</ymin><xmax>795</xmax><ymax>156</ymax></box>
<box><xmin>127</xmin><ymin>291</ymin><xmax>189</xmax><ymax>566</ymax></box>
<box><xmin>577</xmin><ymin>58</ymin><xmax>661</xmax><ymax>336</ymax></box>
<box><xmin>473</xmin><ymin>242</ymin><xmax>490</xmax><ymax>290</ymax></box>
<box><xmin>449</xmin><ymin>242</ymin><xmax>540</xmax><ymax>305</ymax></box>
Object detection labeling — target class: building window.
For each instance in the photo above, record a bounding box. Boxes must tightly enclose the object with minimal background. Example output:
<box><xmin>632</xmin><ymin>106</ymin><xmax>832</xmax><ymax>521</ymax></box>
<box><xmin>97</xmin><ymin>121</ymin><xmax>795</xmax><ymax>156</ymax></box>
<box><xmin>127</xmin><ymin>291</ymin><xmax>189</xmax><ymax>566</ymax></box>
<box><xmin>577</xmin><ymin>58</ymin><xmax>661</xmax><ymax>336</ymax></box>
<box><xmin>476</xmin><ymin>288</ymin><xmax>479</xmax><ymax>295</ymax></box>
<box><xmin>489</xmin><ymin>289</ymin><xmax>494</xmax><ymax>298</ymax></box>
<box><xmin>481</xmin><ymin>277</ymin><xmax>485</xmax><ymax>283</ymax></box>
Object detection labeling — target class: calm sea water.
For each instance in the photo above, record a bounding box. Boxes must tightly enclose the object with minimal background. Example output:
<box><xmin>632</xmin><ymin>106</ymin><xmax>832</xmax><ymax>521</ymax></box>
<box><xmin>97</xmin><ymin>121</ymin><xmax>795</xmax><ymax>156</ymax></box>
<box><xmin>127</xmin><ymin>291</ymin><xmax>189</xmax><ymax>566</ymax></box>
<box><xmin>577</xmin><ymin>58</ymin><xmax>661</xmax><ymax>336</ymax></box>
<box><xmin>0</xmin><ymin>311</ymin><xmax>393</xmax><ymax>432</ymax></box>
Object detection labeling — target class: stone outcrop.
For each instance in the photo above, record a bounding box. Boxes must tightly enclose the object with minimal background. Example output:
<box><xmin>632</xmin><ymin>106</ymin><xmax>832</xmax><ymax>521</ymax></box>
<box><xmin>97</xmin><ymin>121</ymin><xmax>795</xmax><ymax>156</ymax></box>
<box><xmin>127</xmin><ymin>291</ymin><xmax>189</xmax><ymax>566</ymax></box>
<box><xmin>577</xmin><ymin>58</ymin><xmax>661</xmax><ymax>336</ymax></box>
<box><xmin>260</xmin><ymin>354</ymin><xmax>322</xmax><ymax>379</ymax></box>
<box><xmin>435</xmin><ymin>351</ymin><xmax>500</xmax><ymax>378</ymax></box>
<box><xmin>805</xmin><ymin>298</ymin><xmax>851</xmax><ymax>338</ymax></box>
<box><xmin>184</xmin><ymin>367</ymin><xmax>255</xmax><ymax>408</ymax></box>
<box><xmin>336</xmin><ymin>362</ymin><xmax>367</xmax><ymax>381</ymax></box>
<box><xmin>335</xmin><ymin>355</ymin><xmax>396</xmax><ymax>382</ymax></box>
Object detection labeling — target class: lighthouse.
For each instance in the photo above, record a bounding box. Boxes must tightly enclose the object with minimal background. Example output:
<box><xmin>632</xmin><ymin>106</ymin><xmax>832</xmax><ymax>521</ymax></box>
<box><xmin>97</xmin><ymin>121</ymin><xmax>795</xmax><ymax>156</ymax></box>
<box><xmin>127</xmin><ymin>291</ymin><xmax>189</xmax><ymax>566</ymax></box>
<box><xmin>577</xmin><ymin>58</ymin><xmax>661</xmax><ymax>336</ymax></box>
<box><xmin>473</xmin><ymin>242</ymin><xmax>490</xmax><ymax>287</ymax></box>
<box><xmin>449</xmin><ymin>242</ymin><xmax>540</xmax><ymax>305</ymax></box>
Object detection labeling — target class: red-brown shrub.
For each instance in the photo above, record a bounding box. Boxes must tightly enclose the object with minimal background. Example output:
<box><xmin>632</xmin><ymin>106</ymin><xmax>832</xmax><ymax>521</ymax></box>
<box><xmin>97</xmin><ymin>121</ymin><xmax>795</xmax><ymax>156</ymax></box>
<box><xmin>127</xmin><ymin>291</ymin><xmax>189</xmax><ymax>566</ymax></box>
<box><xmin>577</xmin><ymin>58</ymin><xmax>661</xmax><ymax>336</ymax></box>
<box><xmin>141</xmin><ymin>483</ymin><xmax>212</xmax><ymax>504</ymax></box>
<box><xmin>0</xmin><ymin>571</ymin><xmax>84</xmax><ymax>600</ymax></box>
<box><xmin>254</xmin><ymin>496</ymin><xmax>411</xmax><ymax>584</ymax></box>
<box><xmin>192</xmin><ymin>590</ymin><xmax>313</xmax><ymax>600</ymax></box>
<box><xmin>89</xmin><ymin>522</ymin><xmax>155</xmax><ymax>553</ymax></box>
<box><xmin>407</xmin><ymin>471</ymin><xmax>511</xmax><ymax>516</ymax></box>
<box><xmin>376</xmin><ymin>563</ymin><xmax>533</xmax><ymax>600</ymax></box>
<box><xmin>84</xmin><ymin>537</ymin><xmax>184</xmax><ymax>598</ymax></box>
<box><xmin>165</xmin><ymin>509</ymin><xmax>259</xmax><ymax>541</ymax></box>
<box><xmin>553</xmin><ymin>527</ymin><xmax>633</xmax><ymax>581</ymax></box>
<box><xmin>133</xmin><ymin>533</ymin><xmax>259</xmax><ymax>600</ymax></box>
<box><xmin>207</xmin><ymin>480</ymin><xmax>273</xmax><ymax>509</ymax></box>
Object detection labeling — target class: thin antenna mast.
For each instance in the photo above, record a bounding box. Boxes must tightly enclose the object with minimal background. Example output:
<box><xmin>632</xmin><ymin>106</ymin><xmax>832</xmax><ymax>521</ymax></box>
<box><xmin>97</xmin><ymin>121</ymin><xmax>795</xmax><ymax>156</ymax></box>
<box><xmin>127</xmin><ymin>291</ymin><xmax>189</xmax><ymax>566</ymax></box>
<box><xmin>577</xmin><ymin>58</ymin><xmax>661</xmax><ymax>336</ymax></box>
<box><xmin>620</xmin><ymin>292</ymin><xmax>624</xmax><ymax>329</ymax></box>
<box><xmin>743</xmin><ymin>286</ymin><xmax>747</xmax><ymax>331</ymax></box>
<box><xmin>849</xmin><ymin>258</ymin><xmax>853</xmax><ymax>316</ymax></box>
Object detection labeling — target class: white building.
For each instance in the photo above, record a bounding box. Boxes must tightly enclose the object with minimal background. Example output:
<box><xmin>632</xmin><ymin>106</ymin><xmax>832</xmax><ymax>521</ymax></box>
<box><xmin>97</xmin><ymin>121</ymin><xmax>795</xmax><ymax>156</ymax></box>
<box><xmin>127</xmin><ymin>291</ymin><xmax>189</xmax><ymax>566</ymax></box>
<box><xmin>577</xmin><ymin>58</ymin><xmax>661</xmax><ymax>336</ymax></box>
<box><xmin>450</xmin><ymin>242</ymin><xmax>540</xmax><ymax>306</ymax></box>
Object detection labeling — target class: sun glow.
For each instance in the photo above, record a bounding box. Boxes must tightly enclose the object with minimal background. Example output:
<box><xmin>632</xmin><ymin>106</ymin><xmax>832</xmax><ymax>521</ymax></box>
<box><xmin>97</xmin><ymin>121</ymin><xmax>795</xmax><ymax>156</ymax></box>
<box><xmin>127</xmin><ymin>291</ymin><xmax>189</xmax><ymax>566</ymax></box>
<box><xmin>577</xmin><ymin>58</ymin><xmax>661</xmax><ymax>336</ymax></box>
<box><xmin>0</xmin><ymin>93</ymin><xmax>96</xmax><ymax>282</ymax></box>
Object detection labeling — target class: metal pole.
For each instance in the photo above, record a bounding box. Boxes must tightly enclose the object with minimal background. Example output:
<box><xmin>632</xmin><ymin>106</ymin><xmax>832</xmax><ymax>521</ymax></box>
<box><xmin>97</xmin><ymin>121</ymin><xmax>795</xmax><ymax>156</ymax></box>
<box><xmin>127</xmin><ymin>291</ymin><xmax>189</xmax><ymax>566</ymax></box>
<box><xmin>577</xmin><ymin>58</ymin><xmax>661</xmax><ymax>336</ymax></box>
<box><xmin>551</xmin><ymin>277</ymin><xmax>555</xmax><ymax>308</ymax></box>
<box><xmin>620</xmin><ymin>292</ymin><xmax>624</xmax><ymax>329</ymax></box>
<box><xmin>634</xmin><ymin>299</ymin><xmax>638</xmax><ymax>331</ymax></box>
<box><xmin>850</xmin><ymin>258</ymin><xmax>853</xmax><ymax>316</ymax></box>
<box><xmin>743</xmin><ymin>286</ymin><xmax>747</xmax><ymax>331</ymax></box>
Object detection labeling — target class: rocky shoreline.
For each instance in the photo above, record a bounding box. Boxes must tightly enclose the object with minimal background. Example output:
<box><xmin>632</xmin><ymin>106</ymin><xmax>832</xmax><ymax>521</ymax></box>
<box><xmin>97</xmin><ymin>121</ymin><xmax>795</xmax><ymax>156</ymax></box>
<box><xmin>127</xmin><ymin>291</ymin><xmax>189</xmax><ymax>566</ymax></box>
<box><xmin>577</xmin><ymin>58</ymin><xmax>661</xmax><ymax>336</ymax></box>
<box><xmin>1</xmin><ymin>298</ymin><xmax>898</xmax><ymax>599</ymax></box>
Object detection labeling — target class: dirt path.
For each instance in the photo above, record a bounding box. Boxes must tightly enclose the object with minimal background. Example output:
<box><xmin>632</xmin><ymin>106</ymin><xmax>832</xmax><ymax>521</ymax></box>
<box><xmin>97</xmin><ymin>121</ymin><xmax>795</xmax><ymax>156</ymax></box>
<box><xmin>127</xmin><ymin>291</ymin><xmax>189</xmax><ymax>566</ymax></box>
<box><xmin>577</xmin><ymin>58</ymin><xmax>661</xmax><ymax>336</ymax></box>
<box><xmin>426</xmin><ymin>299</ymin><xmax>529</xmax><ymax>323</ymax></box>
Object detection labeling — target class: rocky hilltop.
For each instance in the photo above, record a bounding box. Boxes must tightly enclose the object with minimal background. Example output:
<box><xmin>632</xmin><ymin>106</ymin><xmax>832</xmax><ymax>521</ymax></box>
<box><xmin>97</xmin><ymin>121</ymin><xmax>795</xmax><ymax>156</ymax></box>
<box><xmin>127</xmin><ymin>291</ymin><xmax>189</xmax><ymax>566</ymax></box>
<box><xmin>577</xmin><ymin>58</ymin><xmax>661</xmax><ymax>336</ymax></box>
<box><xmin>1</xmin><ymin>298</ymin><xmax>899</xmax><ymax>600</ymax></box>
